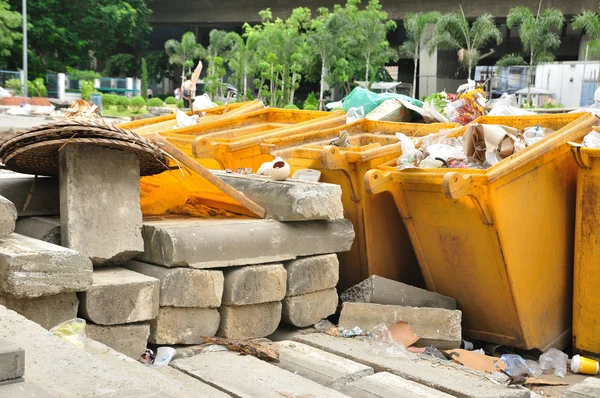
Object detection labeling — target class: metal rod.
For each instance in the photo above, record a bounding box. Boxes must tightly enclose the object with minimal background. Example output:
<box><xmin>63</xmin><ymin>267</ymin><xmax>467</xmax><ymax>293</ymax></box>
<box><xmin>22</xmin><ymin>0</ymin><xmax>27</xmax><ymax>97</ymax></box>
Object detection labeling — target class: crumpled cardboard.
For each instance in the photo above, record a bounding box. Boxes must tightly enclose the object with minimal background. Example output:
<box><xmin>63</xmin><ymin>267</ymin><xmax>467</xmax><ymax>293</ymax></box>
<box><xmin>462</xmin><ymin>124</ymin><xmax>523</xmax><ymax>165</ymax></box>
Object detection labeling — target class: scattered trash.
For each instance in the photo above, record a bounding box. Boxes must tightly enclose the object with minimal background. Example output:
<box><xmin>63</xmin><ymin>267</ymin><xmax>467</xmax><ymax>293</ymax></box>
<box><xmin>523</xmin><ymin>125</ymin><xmax>553</xmax><ymax>146</ymax></box>
<box><xmin>423</xmin><ymin>346</ymin><xmax>447</xmax><ymax>361</ymax></box>
<box><xmin>366</xmin><ymin>99</ymin><xmax>411</xmax><ymax>122</ymax></box>
<box><xmin>387</xmin><ymin>321</ymin><xmax>420</xmax><ymax>347</ymax></box>
<box><xmin>346</xmin><ymin>106</ymin><xmax>365</xmax><ymax>124</ymax></box>
<box><xmin>571</xmin><ymin>354</ymin><xmax>600</xmax><ymax>375</ymax></box>
<box><xmin>501</xmin><ymin>354</ymin><xmax>535</xmax><ymax>377</ymax></box>
<box><xmin>342</xmin><ymin>87</ymin><xmax>422</xmax><ymax>116</ymax></box>
<box><xmin>291</xmin><ymin>169</ymin><xmax>321</xmax><ymax>182</ymax></box>
<box><xmin>582</xmin><ymin>129</ymin><xmax>600</xmax><ymax>148</ymax></box>
<box><xmin>192</xmin><ymin>93</ymin><xmax>217</xmax><ymax>111</ymax></box>
<box><xmin>525</xmin><ymin>359</ymin><xmax>543</xmax><ymax>377</ymax></box>
<box><xmin>50</xmin><ymin>318</ymin><xmax>87</xmax><ymax>349</ymax></box>
<box><xmin>151</xmin><ymin>346</ymin><xmax>176</xmax><ymax>367</ymax></box>
<box><xmin>364</xmin><ymin>324</ymin><xmax>408</xmax><ymax>358</ymax></box>
<box><xmin>256</xmin><ymin>157</ymin><xmax>290</xmax><ymax>181</ymax></box>
<box><xmin>201</xmin><ymin>336</ymin><xmax>279</xmax><ymax>362</ymax></box>
<box><xmin>461</xmin><ymin>340</ymin><xmax>474</xmax><ymax>350</ymax></box>
<box><xmin>447</xmin><ymin>349</ymin><xmax>506</xmax><ymax>373</ymax></box>
<box><xmin>225</xmin><ymin>167</ymin><xmax>253</xmax><ymax>175</ymax></box>
<box><xmin>142</xmin><ymin>349</ymin><xmax>155</xmax><ymax>365</ymax></box>
<box><xmin>524</xmin><ymin>378</ymin><xmax>568</xmax><ymax>386</ymax></box>
<box><xmin>329</xmin><ymin>131</ymin><xmax>351</xmax><ymax>147</ymax></box>
<box><xmin>539</xmin><ymin>348</ymin><xmax>568</xmax><ymax>377</ymax></box>
<box><xmin>463</xmin><ymin>124</ymin><xmax>523</xmax><ymax>166</ymax></box>
<box><xmin>175</xmin><ymin>110</ymin><xmax>199</xmax><ymax>128</ymax></box>
<box><xmin>201</xmin><ymin>344</ymin><xmax>230</xmax><ymax>354</ymax></box>
<box><xmin>332</xmin><ymin>326</ymin><xmax>366</xmax><ymax>338</ymax></box>
<box><xmin>487</xmin><ymin>94</ymin><xmax>535</xmax><ymax>117</ymax></box>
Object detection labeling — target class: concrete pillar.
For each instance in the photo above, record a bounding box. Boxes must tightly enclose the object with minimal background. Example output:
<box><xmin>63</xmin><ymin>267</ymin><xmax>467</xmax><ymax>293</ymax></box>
<box><xmin>418</xmin><ymin>46</ymin><xmax>438</xmax><ymax>99</ymax></box>
<box><xmin>126</xmin><ymin>78</ymin><xmax>133</xmax><ymax>98</ymax></box>
<box><xmin>93</xmin><ymin>78</ymin><xmax>101</xmax><ymax>89</ymax></box>
<box><xmin>57</xmin><ymin>73</ymin><xmax>66</xmax><ymax>101</ymax></box>
<box><xmin>134</xmin><ymin>78</ymin><xmax>141</xmax><ymax>97</ymax></box>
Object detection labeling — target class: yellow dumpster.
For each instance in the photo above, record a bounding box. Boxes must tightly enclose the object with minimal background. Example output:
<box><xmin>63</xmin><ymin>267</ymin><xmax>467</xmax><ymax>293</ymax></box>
<box><xmin>570</xmin><ymin>131</ymin><xmax>600</xmax><ymax>355</ymax></box>
<box><xmin>364</xmin><ymin>113</ymin><xmax>598</xmax><ymax>350</ymax></box>
<box><xmin>261</xmin><ymin>118</ymin><xmax>457</xmax><ymax>290</ymax></box>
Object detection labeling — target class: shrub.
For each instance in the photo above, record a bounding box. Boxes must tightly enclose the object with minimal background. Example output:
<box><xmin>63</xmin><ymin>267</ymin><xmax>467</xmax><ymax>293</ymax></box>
<box><xmin>146</xmin><ymin>97</ymin><xmax>163</xmax><ymax>107</ymax></box>
<box><xmin>214</xmin><ymin>100</ymin><xmax>224</xmax><ymax>106</ymax></box>
<box><xmin>116</xmin><ymin>95</ymin><xmax>130</xmax><ymax>111</ymax></box>
<box><xmin>303</xmin><ymin>104</ymin><xmax>318</xmax><ymax>111</ymax></box>
<box><xmin>332</xmin><ymin>107</ymin><xmax>344</xmax><ymax>112</ymax></box>
<box><xmin>176</xmin><ymin>99</ymin><xmax>185</xmax><ymax>109</ymax></box>
<box><xmin>27</xmin><ymin>78</ymin><xmax>47</xmax><ymax>97</ymax></box>
<box><xmin>246</xmin><ymin>92</ymin><xmax>254</xmax><ymax>101</ymax></box>
<box><xmin>101</xmin><ymin>94</ymin><xmax>118</xmax><ymax>107</ymax></box>
<box><xmin>283</xmin><ymin>104</ymin><xmax>299</xmax><ymax>110</ymax></box>
<box><xmin>303</xmin><ymin>92</ymin><xmax>318</xmax><ymax>109</ymax></box>
<box><xmin>164</xmin><ymin>96</ymin><xmax>177</xmax><ymax>104</ymax></box>
<box><xmin>5</xmin><ymin>78</ymin><xmax>22</xmax><ymax>95</ymax></box>
<box><xmin>81</xmin><ymin>81</ymin><xmax>96</xmax><ymax>100</ymax></box>
<box><xmin>130</xmin><ymin>96</ymin><xmax>146</xmax><ymax>113</ymax></box>
<box><xmin>141</xmin><ymin>58</ymin><xmax>148</xmax><ymax>100</ymax></box>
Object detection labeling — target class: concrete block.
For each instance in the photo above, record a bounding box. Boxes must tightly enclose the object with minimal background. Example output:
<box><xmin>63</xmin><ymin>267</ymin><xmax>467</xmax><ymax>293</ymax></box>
<box><xmin>0</xmin><ymin>233</ymin><xmax>92</xmax><ymax>299</ymax></box>
<box><xmin>339</xmin><ymin>302</ymin><xmax>462</xmax><ymax>350</ymax></box>
<box><xmin>218</xmin><ymin>302</ymin><xmax>282</xmax><ymax>339</ymax></box>
<box><xmin>86</xmin><ymin>323</ymin><xmax>150</xmax><ymax>360</ymax></box>
<box><xmin>0</xmin><ymin>305</ymin><xmax>229</xmax><ymax>398</ymax></box>
<box><xmin>564</xmin><ymin>377</ymin><xmax>600</xmax><ymax>397</ymax></box>
<box><xmin>171</xmin><ymin>350</ymin><xmax>350</xmax><ymax>397</ymax></box>
<box><xmin>340</xmin><ymin>275</ymin><xmax>456</xmax><ymax>310</ymax></box>
<box><xmin>269</xmin><ymin>340</ymin><xmax>373</xmax><ymax>389</ymax></box>
<box><xmin>285</xmin><ymin>254</ymin><xmax>339</xmax><ymax>296</ymax></box>
<box><xmin>78</xmin><ymin>266</ymin><xmax>159</xmax><ymax>325</ymax></box>
<box><xmin>149</xmin><ymin>307</ymin><xmax>220</xmax><ymax>344</ymax></box>
<box><xmin>15</xmin><ymin>216</ymin><xmax>61</xmax><ymax>245</ymax></box>
<box><xmin>59</xmin><ymin>145</ymin><xmax>144</xmax><ymax>266</ymax></box>
<box><xmin>138</xmin><ymin>218</ymin><xmax>355</xmax><ymax>269</ymax></box>
<box><xmin>0</xmin><ymin>339</ymin><xmax>24</xmax><ymax>382</ymax></box>
<box><xmin>0</xmin><ymin>380</ymin><xmax>53</xmax><ymax>398</ymax></box>
<box><xmin>222</xmin><ymin>264</ymin><xmax>286</xmax><ymax>306</ymax></box>
<box><xmin>340</xmin><ymin>372</ymin><xmax>454</xmax><ymax>398</ymax></box>
<box><xmin>295</xmin><ymin>333</ymin><xmax>528</xmax><ymax>398</ymax></box>
<box><xmin>0</xmin><ymin>196</ymin><xmax>16</xmax><ymax>238</ymax></box>
<box><xmin>0</xmin><ymin>174</ymin><xmax>59</xmax><ymax>216</ymax></box>
<box><xmin>213</xmin><ymin>170</ymin><xmax>344</xmax><ymax>221</ymax></box>
<box><xmin>124</xmin><ymin>260</ymin><xmax>223</xmax><ymax>308</ymax></box>
<box><xmin>0</xmin><ymin>292</ymin><xmax>78</xmax><ymax>329</ymax></box>
<box><xmin>282</xmin><ymin>288</ymin><xmax>338</xmax><ymax>327</ymax></box>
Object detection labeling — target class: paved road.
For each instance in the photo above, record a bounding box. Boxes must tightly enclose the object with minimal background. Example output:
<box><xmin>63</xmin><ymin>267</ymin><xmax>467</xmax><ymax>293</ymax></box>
<box><xmin>0</xmin><ymin>114</ymin><xmax>48</xmax><ymax>130</ymax></box>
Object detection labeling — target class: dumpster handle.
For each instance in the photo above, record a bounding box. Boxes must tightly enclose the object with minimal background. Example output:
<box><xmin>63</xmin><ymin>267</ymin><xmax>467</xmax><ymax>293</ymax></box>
<box><xmin>569</xmin><ymin>142</ymin><xmax>591</xmax><ymax>170</ymax></box>
<box><xmin>442</xmin><ymin>172</ymin><xmax>494</xmax><ymax>225</ymax></box>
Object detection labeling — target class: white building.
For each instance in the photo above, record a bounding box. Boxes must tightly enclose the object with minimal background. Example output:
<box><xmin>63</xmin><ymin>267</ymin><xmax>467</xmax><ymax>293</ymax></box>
<box><xmin>534</xmin><ymin>62</ymin><xmax>599</xmax><ymax>108</ymax></box>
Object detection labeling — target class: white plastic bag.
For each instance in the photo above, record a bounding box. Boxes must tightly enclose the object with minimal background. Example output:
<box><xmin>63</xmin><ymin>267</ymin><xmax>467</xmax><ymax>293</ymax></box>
<box><xmin>583</xmin><ymin>130</ymin><xmax>600</xmax><ymax>148</ymax></box>
<box><xmin>346</xmin><ymin>106</ymin><xmax>365</xmax><ymax>123</ymax></box>
<box><xmin>395</xmin><ymin>133</ymin><xmax>419</xmax><ymax>170</ymax></box>
<box><xmin>426</xmin><ymin>143</ymin><xmax>466</xmax><ymax>160</ymax></box>
<box><xmin>539</xmin><ymin>348</ymin><xmax>568</xmax><ymax>377</ymax></box>
<box><xmin>175</xmin><ymin>110</ymin><xmax>199</xmax><ymax>128</ymax></box>
<box><xmin>192</xmin><ymin>93</ymin><xmax>217</xmax><ymax>111</ymax></box>
<box><xmin>488</xmin><ymin>94</ymin><xmax>535</xmax><ymax>117</ymax></box>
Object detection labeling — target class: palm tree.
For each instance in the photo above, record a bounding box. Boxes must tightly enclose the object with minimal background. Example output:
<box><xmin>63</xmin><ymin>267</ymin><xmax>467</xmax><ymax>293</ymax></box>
<box><xmin>497</xmin><ymin>0</ymin><xmax>564</xmax><ymax>101</ymax></box>
<box><xmin>573</xmin><ymin>7</ymin><xmax>600</xmax><ymax>82</ymax></box>
<box><xmin>164</xmin><ymin>32</ymin><xmax>206</xmax><ymax>86</ymax></box>
<box><xmin>206</xmin><ymin>29</ymin><xmax>233</xmax><ymax>98</ymax></box>
<box><xmin>430</xmin><ymin>6</ymin><xmax>502</xmax><ymax>79</ymax></box>
<box><xmin>227</xmin><ymin>25</ymin><xmax>261</xmax><ymax>101</ymax></box>
<box><xmin>399</xmin><ymin>12</ymin><xmax>441</xmax><ymax>98</ymax></box>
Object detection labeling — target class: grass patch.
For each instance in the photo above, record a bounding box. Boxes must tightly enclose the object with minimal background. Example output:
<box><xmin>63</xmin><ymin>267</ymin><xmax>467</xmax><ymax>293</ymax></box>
<box><xmin>101</xmin><ymin>105</ymin><xmax>149</xmax><ymax>117</ymax></box>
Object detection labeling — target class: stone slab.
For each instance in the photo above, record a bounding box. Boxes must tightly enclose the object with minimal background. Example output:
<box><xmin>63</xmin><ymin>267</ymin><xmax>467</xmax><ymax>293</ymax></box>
<box><xmin>124</xmin><ymin>260</ymin><xmax>223</xmax><ymax>308</ymax></box>
<box><xmin>171</xmin><ymin>350</ymin><xmax>350</xmax><ymax>397</ymax></box>
<box><xmin>285</xmin><ymin>254</ymin><xmax>339</xmax><ymax>296</ymax></box>
<box><xmin>15</xmin><ymin>216</ymin><xmax>61</xmax><ymax>245</ymax></box>
<box><xmin>0</xmin><ymin>305</ymin><xmax>230</xmax><ymax>398</ymax></box>
<box><xmin>0</xmin><ymin>233</ymin><xmax>92</xmax><ymax>298</ymax></box>
<box><xmin>340</xmin><ymin>372</ymin><xmax>454</xmax><ymax>398</ymax></box>
<box><xmin>267</xmin><ymin>324</ymin><xmax>318</xmax><ymax>342</ymax></box>
<box><xmin>78</xmin><ymin>266</ymin><xmax>159</xmax><ymax>325</ymax></box>
<box><xmin>0</xmin><ymin>196</ymin><xmax>16</xmax><ymax>239</ymax></box>
<box><xmin>0</xmin><ymin>339</ymin><xmax>24</xmax><ymax>382</ymax></box>
<box><xmin>0</xmin><ymin>174</ymin><xmax>59</xmax><ymax>217</ymax></box>
<box><xmin>218</xmin><ymin>302</ymin><xmax>282</xmax><ymax>339</ymax></box>
<box><xmin>149</xmin><ymin>307</ymin><xmax>220</xmax><ymax>344</ymax></box>
<box><xmin>294</xmin><ymin>333</ymin><xmax>528</xmax><ymax>398</ymax></box>
<box><xmin>339</xmin><ymin>302</ymin><xmax>462</xmax><ymax>350</ymax></box>
<box><xmin>282</xmin><ymin>288</ymin><xmax>338</xmax><ymax>327</ymax></box>
<box><xmin>213</xmin><ymin>170</ymin><xmax>344</xmax><ymax>221</ymax></box>
<box><xmin>0</xmin><ymin>292</ymin><xmax>78</xmax><ymax>329</ymax></box>
<box><xmin>269</xmin><ymin>340</ymin><xmax>373</xmax><ymax>389</ymax></box>
<box><xmin>340</xmin><ymin>275</ymin><xmax>456</xmax><ymax>310</ymax></box>
<box><xmin>86</xmin><ymin>323</ymin><xmax>150</xmax><ymax>360</ymax></box>
<box><xmin>59</xmin><ymin>145</ymin><xmax>144</xmax><ymax>266</ymax></box>
<box><xmin>0</xmin><ymin>380</ymin><xmax>53</xmax><ymax>398</ymax></box>
<box><xmin>564</xmin><ymin>377</ymin><xmax>600</xmax><ymax>397</ymax></box>
<box><xmin>138</xmin><ymin>218</ymin><xmax>355</xmax><ymax>269</ymax></box>
<box><xmin>222</xmin><ymin>264</ymin><xmax>286</xmax><ymax>306</ymax></box>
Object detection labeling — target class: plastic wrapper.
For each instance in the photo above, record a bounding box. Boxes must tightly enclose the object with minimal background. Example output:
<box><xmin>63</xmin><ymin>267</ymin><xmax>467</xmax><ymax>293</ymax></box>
<box><xmin>420</xmin><ymin>156</ymin><xmax>444</xmax><ymax>168</ymax></box>
<box><xmin>523</xmin><ymin>125</ymin><xmax>554</xmax><ymax>147</ymax></box>
<box><xmin>201</xmin><ymin>345</ymin><xmax>230</xmax><ymax>354</ymax></box>
<box><xmin>525</xmin><ymin>359</ymin><xmax>543</xmax><ymax>377</ymax></box>
<box><xmin>346</xmin><ymin>106</ymin><xmax>365</xmax><ymax>124</ymax></box>
<box><xmin>337</xmin><ymin>326</ymin><xmax>365</xmax><ymax>337</ymax></box>
<box><xmin>395</xmin><ymin>133</ymin><xmax>420</xmax><ymax>170</ymax></box>
<box><xmin>329</xmin><ymin>131</ymin><xmax>351</xmax><ymax>148</ymax></box>
<box><xmin>363</xmin><ymin>324</ymin><xmax>408</xmax><ymax>358</ymax></box>
<box><xmin>488</xmin><ymin>94</ymin><xmax>535</xmax><ymax>117</ymax></box>
<box><xmin>342</xmin><ymin>87</ymin><xmax>423</xmax><ymax>115</ymax></box>
<box><xmin>50</xmin><ymin>318</ymin><xmax>87</xmax><ymax>348</ymax></box>
<box><xmin>539</xmin><ymin>348</ymin><xmax>568</xmax><ymax>377</ymax></box>
<box><xmin>583</xmin><ymin>130</ymin><xmax>600</xmax><ymax>148</ymax></box>
<box><xmin>501</xmin><ymin>354</ymin><xmax>531</xmax><ymax>377</ymax></box>
<box><xmin>446</xmin><ymin>88</ymin><xmax>487</xmax><ymax>125</ymax></box>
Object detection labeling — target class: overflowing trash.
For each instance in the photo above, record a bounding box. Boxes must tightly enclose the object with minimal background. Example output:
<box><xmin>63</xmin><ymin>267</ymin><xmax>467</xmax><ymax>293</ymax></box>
<box><xmin>50</xmin><ymin>318</ymin><xmax>87</xmax><ymax>349</ymax></box>
<box><xmin>539</xmin><ymin>347</ymin><xmax>568</xmax><ymax>377</ymax></box>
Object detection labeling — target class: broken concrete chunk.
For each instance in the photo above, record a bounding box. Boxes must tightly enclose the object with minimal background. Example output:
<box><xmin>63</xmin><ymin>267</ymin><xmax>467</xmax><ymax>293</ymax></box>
<box><xmin>340</xmin><ymin>371</ymin><xmax>455</xmax><ymax>398</ymax></box>
<box><xmin>0</xmin><ymin>292</ymin><xmax>78</xmax><ymax>329</ymax></box>
<box><xmin>15</xmin><ymin>216</ymin><xmax>61</xmax><ymax>245</ymax></box>
<box><xmin>124</xmin><ymin>260</ymin><xmax>223</xmax><ymax>308</ymax></box>
<box><xmin>148</xmin><ymin>307</ymin><xmax>220</xmax><ymax>345</ymax></box>
<box><xmin>171</xmin><ymin>351</ymin><xmax>349</xmax><ymax>398</ymax></box>
<box><xmin>59</xmin><ymin>145</ymin><xmax>144</xmax><ymax>266</ymax></box>
<box><xmin>222</xmin><ymin>264</ymin><xmax>286</xmax><ymax>306</ymax></box>
<box><xmin>564</xmin><ymin>377</ymin><xmax>600</xmax><ymax>398</ymax></box>
<box><xmin>338</xmin><ymin>302</ymin><xmax>462</xmax><ymax>350</ymax></box>
<box><xmin>0</xmin><ymin>195</ymin><xmax>17</xmax><ymax>239</ymax></box>
<box><xmin>0</xmin><ymin>174</ymin><xmax>59</xmax><ymax>216</ymax></box>
<box><xmin>78</xmin><ymin>266</ymin><xmax>159</xmax><ymax>325</ymax></box>
<box><xmin>138</xmin><ymin>218</ymin><xmax>355</xmax><ymax>269</ymax></box>
<box><xmin>218</xmin><ymin>302</ymin><xmax>282</xmax><ymax>340</ymax></box>
<box><xmin>86</xmin><ymin>323</ymin><xmax>150</xmax><ymax>360</ymax></box>
<box><xmin>0</xmin><ymin>233</ymin><xmax>92</xmax><ymax>299</ymax></box>
<box><xmin>340</xmin><ymin>275</ymin><xmax>456</xmax><ymax>310</ymax></box>
<box><xmin>213</xmin><ymin>170</ymin><xmax>344</xmax><ymax>221</ymax></box>
<box><xmin>282</xmin><ymin>288</ymin><xmax>338</xmax><ymax>328</ymax></box>
<box><xmin>284</xmin><ymin>254</ymin><xmax>339</xmax><ymax>296</ymax></box>
<box><xmin>269</xmin><ymin>340</ymin><xmax>374</xmax><ymax>390</ymax></box>
<box><xmin>0</xmin><ymin>338</ymin><xmax>24</xmax><ymax>382</ymax></box>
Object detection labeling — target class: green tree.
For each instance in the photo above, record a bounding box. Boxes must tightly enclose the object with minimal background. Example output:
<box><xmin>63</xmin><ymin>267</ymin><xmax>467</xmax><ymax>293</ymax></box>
<box><xmin>573</xmin><ymin>7</ymin><xmax>600</xmax><ymax>81</ymax></box>
<box><xmin>497</xmin><ymin>0</ymin><xmax>564</xmax><ymax>100</ymax></box>
<box><xmin>104</xmin><ymin>53</ymin><xmax>138</xmax><ymax>77</ymax></box>
<box><xmin>0</xmin><ymin>0</ymin><xmax>22</xmax><ymax>64</ymax></box>
<box><xmin>398</xmin><ymin>12</ymin><xmax>440</xmax><ymax>98</ymax></box>
<box><xmin>141</xmin><ymin>58</ymin><xmax>148</xmax><ymax>99</ymax></box>
<box><xmin>165</xmin><ymin>31</ymin><xmax>206</xmax><ymax>86</ymax></box>
<box><xmin>146</xmin><ymin>51</ymin><xmax>174</xmax><ymax>82</ymax></box>
<box><xmin>430</xmin><ymin>6</ymin><xmax>502</xmax><ymax>79</ymax></box>
<box><xmin>227</xmin><ymin>25</ymin><xmax>261</xmax><ymax>101</ymax></box>
<box><xmin>205</xmin><ymin>29</ymin><xmax>232</xmax><ymax>99</ymax></box>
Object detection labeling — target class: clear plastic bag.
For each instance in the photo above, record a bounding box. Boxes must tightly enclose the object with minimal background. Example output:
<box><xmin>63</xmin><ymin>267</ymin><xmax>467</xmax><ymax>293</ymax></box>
<box><xmin>525</xmin><ymin>360</ymin><xmax>543</xmax><ymax>377</ymax></box>
<box><xmin>364</xmin><ymin>324</ymin><xmax>408</xmax><ymax>358</ymax></box>
<box><xmin>539</xmin><ymin>348</ymin><xmax>568</xmax><ymax>377</ymax></box>
<box><xmin>50</xmin><ymin>318</ymin><xmax>87</xmax><ymax>348</ymax></box>
<box><xmin>488</xmin><ymin>94</ymin><xmax>535</xmax><ymax>117</ymax></box>
<box><xmin>346</xmin><ymin>106</ymin><xmax>365</xmax><ymax>123</ymax></box>
<box><xmin>395</xmin><ymin>133</ymin><xmax>419</xmax><ymax>170</ymax></box>
<box><xmin>523</xmin><ymin>125</ymin><xmax>554</xmax><ymax>147</ymax></box>
<box><xmin>501</xmin><ymin>354</ymin><xmax>531</xmax><ymax>377</ymax></box>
